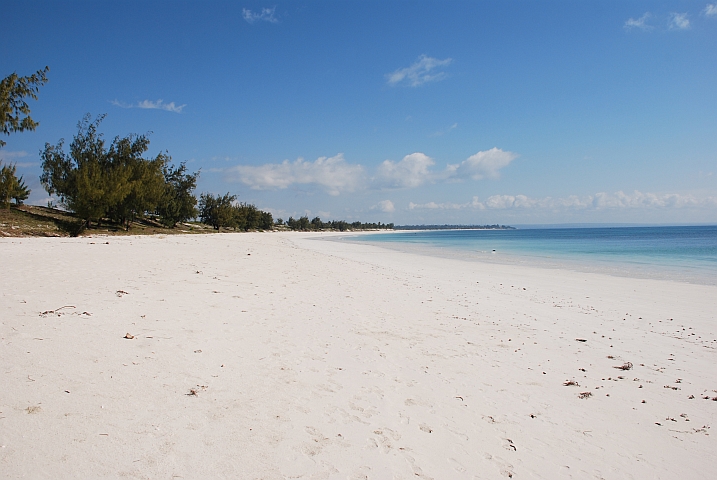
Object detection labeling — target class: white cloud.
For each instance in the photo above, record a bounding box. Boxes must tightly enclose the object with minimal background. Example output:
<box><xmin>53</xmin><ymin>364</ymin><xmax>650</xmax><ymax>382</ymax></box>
<box><xmin>705</xmin><ymin>4</ymin><xmax>717</xmax><ymax>16</ymax></box>
<box><xmin>408</xmin><ymin>191</ymin><xmax>717</xmax><ymax>212</ymax></box>
<box><xmin>386</xmin><ymin>55</ymin><xmax>453</xmax><ymax>87</ymax></box>
<box><xmin>376</xmin><ymin>148</ymin><xmax>517</xmax><ymax>188</ymax></box>
<box><xmin>227</xmin><ymin>147</ymin><xmax>518</xmax><ymax>195</ymax></box>
<box><xmin>408</xmin><ymin>201</ymin><xmax>467</xmax><ymax>210</ymax></box>
<box><xmin>0</xmin><ymin>150</ymin><xmax>29</xmax><ymax>160</ymax></box>
<box><xmin>243</xmin><ymin>7</ymin><xmax>278</xmax><ymax>24</ymax></box>
<box><xmin>376</xmin><ymin>153</ymin><xmax>436</xmax><ymax>188</ymax></box>
<box><xmin>0</xmin><ymin>151</ymin><xmax>35</xmax><ymax>168</ymax></box>
<box><xmin>669</xmin><ymin>12</ymin><xmax>690</xmax><ymax>30</ymax></box>
<box><xmin>430</xmin><ymin>123</ymin><xmax>458</xmax><ymax>137</ymax></box>
<box><xmin>227</xmin><ymin>154</ymin><xmax>364</xmax><ymax>196</ymax></box>
<box><xmin>111</xmin><ymin>99</ymin><xmax>186</xmax><ymax>113</ymax></box>
<box><xmin>624</xmin><ymin>12</ymin><xmax>653</xmax><ymax>30</ymax></box>
<box><xmin>483</xmin><ymin>194</ymin><xmax>537</xmax><ymax>209</ymax></box>
<box><xmin>591</xmin><ymin>191</ymin><xmax>706</xmax><ymax>208</ymax></box>
<box><xmin>371</xmin><ymin>200</ymin><xmax>395</xmax><ymax>213</ymax></box>
<box><xmin>447</xmin><ymin>147</ymin><xmax>519</xmax><ymax>180</ymax></box>
<box><xmin>137</xmin><ymin>99</ymin><xmax>186</xmax><ymax>113</ymax></box>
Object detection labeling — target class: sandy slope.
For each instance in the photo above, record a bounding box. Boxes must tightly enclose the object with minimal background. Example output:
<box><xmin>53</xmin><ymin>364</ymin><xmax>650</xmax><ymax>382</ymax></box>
<box><xmin>1</xmin><ymin>232</ymin><xmax>715</xmax><ymax>479</ymax></box>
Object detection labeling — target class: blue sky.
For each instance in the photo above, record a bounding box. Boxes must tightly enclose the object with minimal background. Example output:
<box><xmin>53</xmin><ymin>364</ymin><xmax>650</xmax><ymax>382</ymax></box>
<box><xmin>2</xmin><ymin>1</ymin><xmax>716</xmax><ymax>224</ymax></box>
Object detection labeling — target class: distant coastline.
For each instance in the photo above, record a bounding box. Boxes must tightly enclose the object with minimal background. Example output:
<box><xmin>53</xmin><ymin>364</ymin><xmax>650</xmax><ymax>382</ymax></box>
<box><xmin>394</xmin><ymin>224</ymin><xmax>515</xmax><ymax>230</ymax></box>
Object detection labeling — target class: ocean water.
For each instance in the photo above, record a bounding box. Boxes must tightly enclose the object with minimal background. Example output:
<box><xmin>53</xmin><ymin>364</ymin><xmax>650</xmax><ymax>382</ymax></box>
<box><xmin>343</xmin><ymin>226</ymin><xmax>717</xmax><ymax>285</ymax></box>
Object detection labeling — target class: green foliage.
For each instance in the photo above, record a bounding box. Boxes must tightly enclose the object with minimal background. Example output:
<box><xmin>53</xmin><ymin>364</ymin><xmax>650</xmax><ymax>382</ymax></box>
<box><xmin>285</xmin><ymin>216</ymin><xmax>393</xmax><ymax>231</ymax></box>
<box><xmin>198</xmin><ymin>193</ymin><xmax>272</xmax><ymax>231</ymax></box>
<box><xmin>1</xmin><ymin>67</ymin><xmax>49</xmax><ymax>148</ymax></box>
<box><xmin>0</xmin><ymin>66</ymin><xmax>47</xmax><ymax>204</ymax></box>
<box><xmin>198</xmin><ymin>192</ymin><xmax>236</xmax><ymax>230</ymax></box>
<box><xmin>0</xmin><ymin>162</ymin><xmax>30</xmax><ymax>208</ymax></box>
<box><xmin>259</xmin><ymin>211</ymin><xmax>274</xmax><ymax>230</ymax></box>
<box><xmin>40</xmin><ymin>114</ymin><xmax>190</xmax><ymax>229</ymax></box>
<box><xmin>157</xmin><ymin>162</ymin><xmax>199</xmax><ymax>227</ymax></box>
<box><xmin>286</xmin><ymin>215</ymin><xmax>311</xmax><ymax>231</ymax></box>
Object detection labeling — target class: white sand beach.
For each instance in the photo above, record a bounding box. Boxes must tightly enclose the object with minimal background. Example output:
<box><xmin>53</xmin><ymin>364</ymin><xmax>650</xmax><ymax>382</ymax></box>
<box><xmin>1</xmin><ymin>232</ymin><xmax>715</xmax><ymax>479</ymax></box>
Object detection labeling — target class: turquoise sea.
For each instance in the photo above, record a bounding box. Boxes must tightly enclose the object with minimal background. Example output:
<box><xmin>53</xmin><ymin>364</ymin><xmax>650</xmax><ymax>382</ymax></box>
<box><xmin>345</xmin><ymin>225</ymin><xmax>717</xmax><ymax>285</ymax></box>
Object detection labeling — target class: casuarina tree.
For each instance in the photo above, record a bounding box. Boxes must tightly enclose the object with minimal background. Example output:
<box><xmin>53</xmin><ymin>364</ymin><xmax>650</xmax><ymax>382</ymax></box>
<box><xmin>1</xmin><ymin>66</ymin><xmax>49</xmax><ymax>148</ymax></box>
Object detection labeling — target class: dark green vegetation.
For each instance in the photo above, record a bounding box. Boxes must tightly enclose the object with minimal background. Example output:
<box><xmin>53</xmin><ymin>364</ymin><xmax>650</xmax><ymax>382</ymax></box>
<box><xmin>0</xmin><ymin>162</ymin><xmax>30</xmax><ymax>208</ymax></box>
<box><xmin>283</xmin><ymin>216</ymin><xmax>394</xmax><ymax>231</ymax></box>
<box><xmin>1</xmin><ymin>67</ymin><xmax>49</xmax><ymax>208</ymax></box>
<box><xmin>1</xmin><ymin>66</ymin><xmax>49</xmax><ymax>148</ymax></box>
<box><xmin>395</xmin><ymin>224</ymin><xmax>515</xmax><ymax>230</ymax></box>
<box><xmin>40</xmin><ymin>114</ymin><xmax>200</xmax><ymax>231</ymax></box>
<box><xmin>198</xmin><ymin>193</ymin><xmax>273</xmax><ymax>231</ymax></box>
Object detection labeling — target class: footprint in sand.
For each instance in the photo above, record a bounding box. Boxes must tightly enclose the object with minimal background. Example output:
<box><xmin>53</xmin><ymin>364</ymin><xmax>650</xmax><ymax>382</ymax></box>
<box><xmin>486</xmin><ymin>453</ymin><xmax>516</xmax><ymax>478</ymax></box>
<box><xmin>448</xmin><ymin>457</ymin><xmax>467</xmax><ymax>473</ymax></box>
<box><xmin>371</xmin><ymin>428</ymin><xmax>401</xmax><ymax>453</ymax></box>
<box><xmin>404</xmin><ymin>454</ymin><xmax>433</xmax><ymax>479</ymax></box>
<box><xmin>300</xmin><ymin>426</ymin><xmax>330</xmax><ymax>457</ymax></box>
<box><xmin>348</xmin><ymin>466</ymin><xmax>371</xmax><ymax>480</ymax></box>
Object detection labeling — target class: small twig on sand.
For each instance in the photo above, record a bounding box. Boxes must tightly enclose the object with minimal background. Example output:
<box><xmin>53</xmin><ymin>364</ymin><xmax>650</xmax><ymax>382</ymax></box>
<box><xmin>39</xmin><ymin>305</ymin><xmax>76</xmax><ymax>317</ymax></box>
<box><xmin>614</xmin><ymin>362</ymin><xmax>633</xmax><ymax>371</ymax></box>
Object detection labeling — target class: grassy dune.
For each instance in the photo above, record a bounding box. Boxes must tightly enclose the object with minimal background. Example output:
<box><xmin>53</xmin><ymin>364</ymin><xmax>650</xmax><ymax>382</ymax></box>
<box><xmin>0</xmin><ymin>205</ymin><xmax>211</xmax><ymax>237</ymax></box>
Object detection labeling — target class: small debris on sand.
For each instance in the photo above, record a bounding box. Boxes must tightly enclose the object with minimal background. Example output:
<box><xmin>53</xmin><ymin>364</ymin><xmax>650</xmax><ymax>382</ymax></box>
<box><xmin>614</xmin><ymin>362</ymin><xmax>633</xmax><ymax>371</ymax></box>
<box><xmin>186</xmin><ymin>385</ymin><xmax>208</xmax><ymax>396</ymax></box>
<box><xmin>578</xmin><ymin>392</ymin><xmax>592</xmax><ymax>399</ymax></box>
<box><xmin>124</xmin><ymin>333</ymin><xmax>135</xmax><ymax>339</ymax></box>
<box><xmin>39</xmin><ymin>305</ymin><xmax>76</xmax><ymax>317</ymax></box>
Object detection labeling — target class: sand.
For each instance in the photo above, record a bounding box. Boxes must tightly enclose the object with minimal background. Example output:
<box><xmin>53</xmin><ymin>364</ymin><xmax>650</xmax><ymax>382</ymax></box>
<box><xmin>1</xmin><ymin>232</ymin><xmax>715</xmax><ymax>479</ymax></box>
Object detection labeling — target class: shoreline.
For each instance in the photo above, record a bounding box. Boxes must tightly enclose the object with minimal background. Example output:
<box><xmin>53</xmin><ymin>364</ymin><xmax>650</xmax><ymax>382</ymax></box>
<box><xmin>331</xmin><ymin>229</ymin><xmax>717</xmax><ymax>287</ymax></box>
<box><xmin>2</xmin><ymin>232</ymin><xmax>716</xmax><ymax>478</ymax></box>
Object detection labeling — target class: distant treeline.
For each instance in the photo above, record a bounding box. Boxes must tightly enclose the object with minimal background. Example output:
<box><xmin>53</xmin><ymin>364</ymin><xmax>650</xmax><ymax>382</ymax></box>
<box><xmin>198</xmin><ymin>193</ymin><xmax>273</xmax><ymax>231</ymax></box>
<box><xmin>279</xmin><ymin>216</ymin><xmax>393</xmax><ymax>231</ymax></box>
<box><xmin>395</xmin><ymin>224</ymin><xmax>515</xmax><ymax>230</ymax></box>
